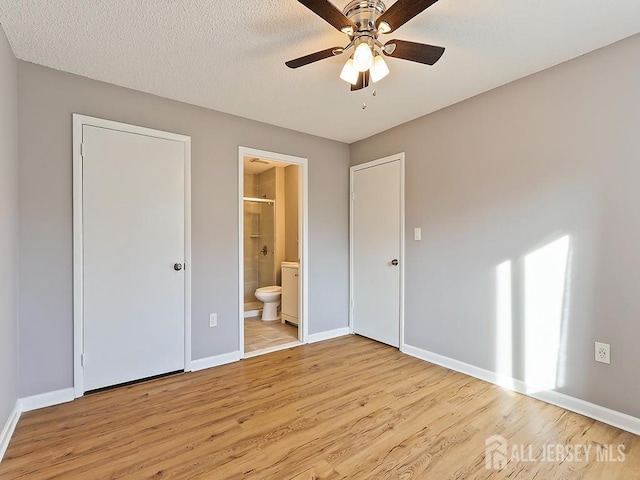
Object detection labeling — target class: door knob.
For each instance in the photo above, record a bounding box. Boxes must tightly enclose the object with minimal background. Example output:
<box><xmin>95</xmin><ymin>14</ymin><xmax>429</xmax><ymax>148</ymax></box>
<box><xmin>174</xmin><ymin>263</ymin><xmax>183</xmax><ymax>271</ymax></box>
<box><xmin>391</xmin><ymin>259</ymin><xmax>399</xmax><ymax>266</ymax></box>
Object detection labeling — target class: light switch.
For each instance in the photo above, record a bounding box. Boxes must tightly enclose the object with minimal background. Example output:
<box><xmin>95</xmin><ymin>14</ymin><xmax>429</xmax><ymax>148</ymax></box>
<box><xmin>414</xmin><ymin>228</ymin><xmax>422</xmax><ymax>241</ymax></box>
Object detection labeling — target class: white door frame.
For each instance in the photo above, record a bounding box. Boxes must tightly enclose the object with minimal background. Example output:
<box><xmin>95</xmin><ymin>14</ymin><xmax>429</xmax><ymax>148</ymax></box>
<box><xmin>238</xmin><ymin>147</ymin><xmax>309</xmax><ymax>354</ymax></box>
<box><xmin>72</xmin><ymin>114</ymin><xmax>192</xmax><ymax>397</ymax></box>
<box><xmin>349</xmin><ymin>153</ymin><xmax>405</xmax><ymax>348</ymax></box>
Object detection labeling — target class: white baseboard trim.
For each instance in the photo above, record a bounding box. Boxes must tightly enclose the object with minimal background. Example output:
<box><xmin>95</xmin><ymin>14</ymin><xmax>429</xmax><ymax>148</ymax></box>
<box><xmin>190</xmin><ymin>351</ymin><xmax>243</xmax><ymax>372</ymax></box>
<box><xmin>401</xmin><ymin>343</ymin><xmax>640</xmax><ymax>436</ymax></box>
<box><xmin>530</xmin><ymin>389</ymin><xmax>640</xmax><ymax>437</ymax></box>
<box><xmin>0</xmin><ymin>401</ymin><xmax>21</xmax><ymax>462</ymax></box>
<box><xmin>307</xmin><ymin>327</ymin><xmax>351</xmax><ymax>344</ymax></box>
<box><xmin>19</xmin><ymin>388</ymin><xmax>75</xmax><ymax>413</ymax></box>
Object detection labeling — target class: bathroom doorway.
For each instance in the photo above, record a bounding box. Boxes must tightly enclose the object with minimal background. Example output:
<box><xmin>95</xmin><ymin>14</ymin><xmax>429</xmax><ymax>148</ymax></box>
<box><xmin>238</xmin><ymin>147</ymin><xmax>308</xmax><ymax>357</ymax></box>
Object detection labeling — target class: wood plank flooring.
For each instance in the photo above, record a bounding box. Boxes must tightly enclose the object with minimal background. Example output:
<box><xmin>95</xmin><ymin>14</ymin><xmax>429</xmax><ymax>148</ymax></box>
<box><xmin>1</xmin><ymin>335</ymin><xmax>639</xmax><ymax>479</ymax></box>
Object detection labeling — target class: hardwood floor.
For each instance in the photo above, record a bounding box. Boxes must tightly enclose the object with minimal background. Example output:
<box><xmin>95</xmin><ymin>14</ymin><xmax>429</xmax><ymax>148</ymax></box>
<box><xmin>1</xmin><ymin>335</ymin><xmax>638</xmax><ymax>479</ymax></box>
<box><xmin>244</xmin><ymin>316</ymin><xmax>298</xmax><ymax>353</ymax></box>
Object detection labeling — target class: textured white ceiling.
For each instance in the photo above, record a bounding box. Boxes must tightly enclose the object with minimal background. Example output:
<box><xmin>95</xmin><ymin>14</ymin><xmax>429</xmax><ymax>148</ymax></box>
<box><xmin>1</xmin><ymin>0</ymin><xmax>639</xmax><ymax>143</ymax></box>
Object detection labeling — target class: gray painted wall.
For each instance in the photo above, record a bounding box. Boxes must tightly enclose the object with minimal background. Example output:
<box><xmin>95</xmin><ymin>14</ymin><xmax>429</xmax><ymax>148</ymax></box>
<box><xmin>0</xmin><ymin>26</ymin><xmax>19</xmax><ymax>426</ymax></box>
<box><xmin>351</xmin><ymin>34</ymin><xmax>640</xmax><ymax>418</ymax></box>
<box><xmin>18</xmin><ymin>62</ymin><xmax>349</xmax><ymax>397</ymax></box>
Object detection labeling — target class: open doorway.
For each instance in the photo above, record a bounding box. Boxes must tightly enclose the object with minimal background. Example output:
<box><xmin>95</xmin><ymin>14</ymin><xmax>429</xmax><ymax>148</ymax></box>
<box><xmin>238</xmin><ymin>147</ymin><xmax>308</xmax><ymax>357</ymax></box>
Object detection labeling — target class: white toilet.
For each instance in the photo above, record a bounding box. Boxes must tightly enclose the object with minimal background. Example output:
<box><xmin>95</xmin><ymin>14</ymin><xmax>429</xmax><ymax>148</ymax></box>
<box><xmin>254</xmin><ymin>286</ymin><xmax>282</xmax><ymax>321</ymax></box>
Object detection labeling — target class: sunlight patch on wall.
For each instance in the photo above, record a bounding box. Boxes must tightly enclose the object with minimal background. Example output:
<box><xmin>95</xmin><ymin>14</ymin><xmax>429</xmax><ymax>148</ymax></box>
<box><xmin>495</xmin><ymin>260</ymin><xmax>514</xmax><ymax>389</ymax></box>
<box><xmin>524</xmin><ymin>236</ymin><xmax>570</xmax><ymax>393</ymax></box>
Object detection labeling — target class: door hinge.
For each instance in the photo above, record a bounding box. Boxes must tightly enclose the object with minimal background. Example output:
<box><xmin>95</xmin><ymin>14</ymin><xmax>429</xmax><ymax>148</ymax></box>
<box><xmin>351</xmin><ymin>299</ymin><xmax>354</xmax><ymax>309</ymax></box>
<box><xmin>81</xmin><ymin>353</ymin><xmax>84</xmax><ymax>367</ymax></box>
<box><xmin>80</xmin><ymin>143</ymin><xmax>85</xmax><ymax>157</ymax></box>
<box><xmin>351</xmin><ymin>192</ymin><xmax>356</xmax><ymax>200</ymax></box>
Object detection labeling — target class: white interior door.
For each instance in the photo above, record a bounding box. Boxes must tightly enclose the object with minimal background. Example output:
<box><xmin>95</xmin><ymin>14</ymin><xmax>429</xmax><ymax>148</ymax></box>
<box><xmin>352</xmin><ymin>158</ymin><xmax>402</xmax><ymax>347</ymax></box>
<box><xmin>82</xmin><ymin>125</ymin><xmax>185</xmax><ymax>391</ymax></box>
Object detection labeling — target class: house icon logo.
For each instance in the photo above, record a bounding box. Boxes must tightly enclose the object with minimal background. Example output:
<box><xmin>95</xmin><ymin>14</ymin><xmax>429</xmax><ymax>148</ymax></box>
<box><xmin>485</xmin><ymin>434</ymin><xmax>508</xmax><ymax>470</ymax></box>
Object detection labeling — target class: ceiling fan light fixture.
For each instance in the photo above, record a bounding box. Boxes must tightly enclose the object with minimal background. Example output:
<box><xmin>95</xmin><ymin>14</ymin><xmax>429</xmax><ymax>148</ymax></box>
<box><xmin>286</xmin><ymin>0</ymin><xmax>446</xmax><ymax>92</ymax></box>
<box><xmin>353</xmin><ymin>41</ymin><xmax>374</xmax><ymax>72</ymax></box>
<box><xmin>340</xmin><ymin>58</ymin><xmax>359</xmax><ymax>84</ymax></box>
<box><xmin>370</xmin><ymin>53</ymin><xmax>389</xmax><ymax>82</ymax></box>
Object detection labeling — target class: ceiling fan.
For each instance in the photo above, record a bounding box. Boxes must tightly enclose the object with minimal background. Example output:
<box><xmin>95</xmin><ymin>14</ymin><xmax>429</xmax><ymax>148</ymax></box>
<box><xmin>286</xmin><ymin>0</ymin><xmax>445</xmax><ymax>91</ymax></box>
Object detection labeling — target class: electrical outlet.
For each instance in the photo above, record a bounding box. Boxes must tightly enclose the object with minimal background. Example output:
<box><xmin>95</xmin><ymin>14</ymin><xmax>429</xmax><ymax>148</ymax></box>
<box><xmin>209</xmin><ymin>313</ymin><xmax>217</xmax><ymax>328</ymax></box>
<box><xmin>595</xmin><ymin>342</ymin><xmax>610</xmax><ymax>364</ymax></box>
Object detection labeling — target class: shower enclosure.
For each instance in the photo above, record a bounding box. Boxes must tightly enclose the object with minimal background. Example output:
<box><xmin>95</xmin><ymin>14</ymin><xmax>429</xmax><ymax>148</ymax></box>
<box><xmin>243</xmin><ymin>197</ymin><xmax>276</xmax><ymax>311</ymax></box>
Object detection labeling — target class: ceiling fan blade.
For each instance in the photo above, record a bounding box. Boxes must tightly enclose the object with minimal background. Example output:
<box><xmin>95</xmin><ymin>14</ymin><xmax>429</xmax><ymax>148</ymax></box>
<box><xmin>285</xmin><ymin>47</ymin><xmax>343</xmax><ymax>69</ymax></box>
<box><xmin>351</xmin><ymin>70</ymin><xmax>370</xmax><ymax>91</ymax></box>
<box><xmin>376</xmin><ymin>0</ymin><xmax>439</xmax><ymax>34</ymax></box>
<box><xmin>383</xmin><ymin>39</ymin><xmax>445</xmax><ymax>65</ymax></box>
<box><xmin>298</xmin><ymin>0</ymin><xmax>358</xmax><ymax>34</ymax></box>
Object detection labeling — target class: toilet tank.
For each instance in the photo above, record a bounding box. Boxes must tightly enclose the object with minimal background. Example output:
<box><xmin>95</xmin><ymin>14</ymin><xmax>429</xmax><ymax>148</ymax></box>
<box><xmin>281</xmin><ymin>262</ymin><xmax>299</xmax><ymax>325</ymax></box>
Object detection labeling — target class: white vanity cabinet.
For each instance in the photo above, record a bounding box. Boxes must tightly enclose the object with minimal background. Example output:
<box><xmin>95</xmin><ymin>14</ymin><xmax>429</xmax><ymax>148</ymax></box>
<box><xmin>281</xmin><ymin>262</ymin><xmax>299</xmax><ymax>325</ymax></box>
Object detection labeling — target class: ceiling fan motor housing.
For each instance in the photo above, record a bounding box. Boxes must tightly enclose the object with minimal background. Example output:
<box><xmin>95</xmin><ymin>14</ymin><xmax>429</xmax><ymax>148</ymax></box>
<box><xmin>343</xmin><ymin>0</ymin><xmax>386</xmax><ymax>33</ymax></box>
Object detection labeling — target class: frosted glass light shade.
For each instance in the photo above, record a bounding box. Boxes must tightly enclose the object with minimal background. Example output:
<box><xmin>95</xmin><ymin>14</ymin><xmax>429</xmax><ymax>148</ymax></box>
<box><xmin>370</xmin><ymin>54</ymin><xmax>390</xmax><ymax>83</ymax></box>
<box><xmin>340</xmin><ymin>58</ymin><xmax>359</xmax><ymax>84</ymax></box>
<box><xmin>353</xmin><ymin>42</ymin><xmax>373</xmax><ymax>72</ymax></box>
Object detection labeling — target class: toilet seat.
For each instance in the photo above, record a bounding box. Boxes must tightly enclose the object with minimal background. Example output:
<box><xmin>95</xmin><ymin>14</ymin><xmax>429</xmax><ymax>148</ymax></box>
<box><xmin>256</xmin><ymin>286</ymin><xmax>281</xmax><ymax>293</ymax></box>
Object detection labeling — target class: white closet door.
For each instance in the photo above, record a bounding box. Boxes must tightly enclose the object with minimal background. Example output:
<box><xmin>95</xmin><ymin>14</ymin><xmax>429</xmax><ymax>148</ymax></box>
<box><xmin>352</xmin><ymin>159</ymin><xmax>402</xmax><ymax>347</ymax></box>
<box><xmin>82</xmin><ymin>125</ymin><xmax>185</xmax><ymax>391</ymax></box>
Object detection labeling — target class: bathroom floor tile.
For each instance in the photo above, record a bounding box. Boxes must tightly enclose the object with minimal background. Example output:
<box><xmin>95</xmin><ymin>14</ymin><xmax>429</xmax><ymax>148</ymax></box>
<box><xmin>244</xmin><ymin>316</ymin><xmax>298</xmax><ymax>353</ymax></box>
